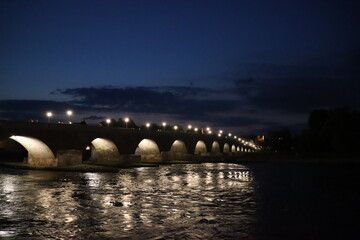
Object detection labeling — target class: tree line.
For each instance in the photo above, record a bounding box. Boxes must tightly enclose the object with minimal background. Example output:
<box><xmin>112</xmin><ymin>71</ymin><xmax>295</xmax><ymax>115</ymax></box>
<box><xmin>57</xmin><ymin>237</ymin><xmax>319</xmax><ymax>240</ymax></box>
<box><xmin>262</xmin><ymin>107</ymin><xmax>360</xmax><ymax>156</ymax></box>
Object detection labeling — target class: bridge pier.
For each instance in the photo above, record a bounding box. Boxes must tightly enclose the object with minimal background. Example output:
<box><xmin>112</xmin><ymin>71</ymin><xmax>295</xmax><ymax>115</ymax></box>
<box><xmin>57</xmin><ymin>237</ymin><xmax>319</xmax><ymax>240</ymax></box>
<box><xmin>91</xmin><ymin>154</ymin><xmax>141</xmax><ymax>166</ymax></box>
<box><xmin>57</xmin><ymin>150</ymin><xmax>82</xmax><ymax>166</ymax></box>
<box><xmin>161</xmin><ymin>151</ymin><xmax>191</xmax><ymax>162</ymax></box>
<box><xmin>139</xmin><ymin>154</ymin><xmax>162</xmax><ymax>163</ymax></box>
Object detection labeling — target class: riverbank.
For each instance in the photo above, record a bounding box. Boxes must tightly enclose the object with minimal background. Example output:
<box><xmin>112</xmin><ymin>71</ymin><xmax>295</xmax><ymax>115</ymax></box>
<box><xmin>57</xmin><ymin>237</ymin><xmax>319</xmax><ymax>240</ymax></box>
<box><xmin>238</xmin><ymin>152</ymin><xmax>360</xmax><ymax>164</ymax></box>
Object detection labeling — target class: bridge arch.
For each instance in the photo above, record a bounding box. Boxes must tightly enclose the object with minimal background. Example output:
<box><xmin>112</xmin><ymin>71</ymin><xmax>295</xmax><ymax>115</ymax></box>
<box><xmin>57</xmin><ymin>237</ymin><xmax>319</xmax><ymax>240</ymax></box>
<box><xmin>211</xmin><ymin>141</ymin><xmax>220</xmax><ymax>153</ymax></box>
<box><xmin>9</xmin><ymin>136</ymin><xmax>56</xmax><ymax>167</ymax></box>
<box><xmin>194</xmin><ymin>140</ymin><xmax>207</xmax><ymax>155</ymax></box>
<box><xmin>223</xmin><ymin>143</ymin><xmax>230</xmax><ymax>153</ymax></box>
<box><xmin>170</xmin><ymin>140</ymin><xmax>187</xmax><ymax>154</ymax></box>
<box><xmin>237</xmin><ymin>146</ymin><xmax>240</xmax><ymax>152</ymax></box>
<box><xmin>231</xmin><ymin>144</ymin><xmax>236</xmax><ymax>152</ymax></box>
<box><xmin>168</xmin><ymin>140</ymin><xmax>188</xmax><ymax>161</ymax></box>
<box><xmin>135</xmin><ymin>139</ymin><xmax>161</xmax><ymax>162</ymax></box>
<box><xmin>90</xmin><ymin>138</ymin><xmax>120</xmax><ymax>163</ymax></box>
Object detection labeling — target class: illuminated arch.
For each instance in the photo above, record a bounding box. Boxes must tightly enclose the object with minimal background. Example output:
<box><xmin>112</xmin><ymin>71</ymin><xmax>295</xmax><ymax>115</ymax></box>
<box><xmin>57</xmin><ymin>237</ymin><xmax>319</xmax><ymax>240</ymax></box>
<box><xmin>170</xmin><ymin>140</ymin><xmax>187</xmax><ymax>154</ymax></box>
<box><xmin>194</xmin><ymin>140</ymin><xmax>207</xmax><ymax>155</ymax></box>
<box><xmin>223</xmin><ymin>143</ymin><xmax>230</xmax><ymax>153</ymax></box>
<box><xmin>231</xmin><ymin>144</ymin><xmax>236</xmax><ymax>152</ymax></box>
<box><xmin>211</xmin><ymin>141</ymin><xmax>220</xmax><ymax>153</ymax></box>
<box><xmin>237</xmin><ymin>146</ymin><xmax>240</xmax><ymax>152</ymax></box>
<box><xmin>10</xmin><ymin>136</ymin><xmax>56</xmax><ymax>167</ymax></box>
<box><xmin>91</xmin><ymin>138</ymin><xmax>120</xmax><ymax>162</ymax></box>
<box><xmin>241</xmin><ymin>147</ymin><xmax>244</xmax><ymax>152</ymax></box>
<box><xmin>135</xmin><ymin>139</ymin><xmax>161</xmax><ymax>162</ymax></box>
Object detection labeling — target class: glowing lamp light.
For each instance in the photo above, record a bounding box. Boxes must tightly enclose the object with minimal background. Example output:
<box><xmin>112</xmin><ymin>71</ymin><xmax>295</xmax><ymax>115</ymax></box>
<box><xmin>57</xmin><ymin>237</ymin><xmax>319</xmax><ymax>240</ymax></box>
<box><xmin>206</xmin><ymin>127</ymin><xmax>210</xmax><ymax>131</ymax></box>
<box><xmin>228</xmin><ymin>133</ymin><xmax>232</xmax><ymax>137</ymax></box>
<box><xmin>208</xmin><ymin>130</ymin><xmax>212</xmax><ymax>134</ymax></box>
<box><xmin>188</xmin><ymin>125</ymin><xmax>192</xmax><ymax>129</ymax></box>
<box><xmin>146</xmin><ymin>123</ymin><xmax>150</xmax><ymax>128</ymax></box>
<box><xmin>124</xmin><ymin>117</ymin><xmax>130</xmax><ymax>128</ymax></box>
<box><xmin>106</xmin><ymin>118</ymin><xmax>111</xmax><ymax>128</ymax></box>
<box><xmin>173</xmin><ymin>125</ymin><xmax>178</xmax><ymax>130</ymax></box>
<box><xmin>194</xmin><ymin>128</ymin><xmax>198</xmax><ymax>132</ymax></box>
<box><xmin>66</xmin><ymin>110</ymin><xmax>73</xmax><ymax>124</ymax></box>
<box><xmin>219</xmin><ymin>130</ymin><xmax>223</xmax><ymax>134</ymax></box>
<box><xmin>218</xmin><ymin>133</ymin><xmax>221</xmax><ymax>137</ymax></box>
<box><xmin>46</xmin><ymin>112</ymin><xmax>52</xmax><ymax>123</ymax></box>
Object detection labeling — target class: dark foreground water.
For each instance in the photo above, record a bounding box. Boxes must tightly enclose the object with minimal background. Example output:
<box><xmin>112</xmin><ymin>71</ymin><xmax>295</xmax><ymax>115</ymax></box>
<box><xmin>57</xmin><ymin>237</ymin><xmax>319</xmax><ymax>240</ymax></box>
<box><xmin>0</xmin><ymin>162</ymin><xmax>359</xmax><ymax>240</ymax></box>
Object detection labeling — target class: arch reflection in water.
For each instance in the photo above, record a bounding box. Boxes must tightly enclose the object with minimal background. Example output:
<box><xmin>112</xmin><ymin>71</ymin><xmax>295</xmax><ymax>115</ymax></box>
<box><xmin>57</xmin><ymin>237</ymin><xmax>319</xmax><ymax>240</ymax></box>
<box><xmin>0</xmin><ymin>163</ymin><xmax>256</xmax><ymax>239</ymax></box>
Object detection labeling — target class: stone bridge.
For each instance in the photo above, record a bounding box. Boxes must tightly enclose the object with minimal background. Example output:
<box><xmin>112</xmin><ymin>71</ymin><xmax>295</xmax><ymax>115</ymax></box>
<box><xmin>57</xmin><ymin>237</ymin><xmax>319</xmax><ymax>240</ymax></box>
<box><xmin>0</xmin><ymin>120</ymin><xmax>255</xmax><ymax>167</ymax></box>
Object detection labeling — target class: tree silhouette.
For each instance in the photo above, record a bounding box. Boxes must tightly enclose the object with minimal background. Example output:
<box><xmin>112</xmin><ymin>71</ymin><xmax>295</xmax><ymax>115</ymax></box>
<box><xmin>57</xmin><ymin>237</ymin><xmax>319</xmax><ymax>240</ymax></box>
<box><xmin>300</xmin><ymin>107</ymin><xmax>360</xmax><ymax>155</ymax></box>
<box><xmin>265</xmin><ymin>128</ymin><xmax>294</xmax><ymax>152</ymax></box>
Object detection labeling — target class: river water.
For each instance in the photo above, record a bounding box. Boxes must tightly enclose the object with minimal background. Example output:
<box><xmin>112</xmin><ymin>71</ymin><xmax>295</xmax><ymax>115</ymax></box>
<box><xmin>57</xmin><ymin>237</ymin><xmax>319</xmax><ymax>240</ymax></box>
<box><xmin>0</xmin><ymin>162</ymin><xmax>359</xmax><ymax>240</ymax></box>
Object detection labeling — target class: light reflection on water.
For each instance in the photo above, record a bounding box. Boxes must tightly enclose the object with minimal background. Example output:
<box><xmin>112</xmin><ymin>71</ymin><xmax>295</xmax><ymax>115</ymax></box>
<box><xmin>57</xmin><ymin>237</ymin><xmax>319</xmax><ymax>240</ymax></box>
<box><xmin>0</xmin><ymin>163</ymin><xmax>255</xmax><ymax>239</ymax></box>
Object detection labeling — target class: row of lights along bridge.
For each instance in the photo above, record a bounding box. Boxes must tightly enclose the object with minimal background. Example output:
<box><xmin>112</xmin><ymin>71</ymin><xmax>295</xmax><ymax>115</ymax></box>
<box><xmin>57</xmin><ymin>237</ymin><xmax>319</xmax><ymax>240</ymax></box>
<box><xmin>45</xmin><ymin>111</ymin><xmax>257</xmax><ymax>149</ymax></box>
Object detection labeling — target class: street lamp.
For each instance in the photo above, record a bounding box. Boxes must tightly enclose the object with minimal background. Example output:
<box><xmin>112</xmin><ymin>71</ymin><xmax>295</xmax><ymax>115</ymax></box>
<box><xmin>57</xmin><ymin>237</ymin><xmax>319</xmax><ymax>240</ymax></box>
<box><xmin>173</xmin><ymin>125</ymin><xmax>178</xmax><ymax>130</ymax></box>
<box><xmin>219</xmin><ymin>130</ymin><xmax>223</xmax><ymax>134</ymax></box>
<box><xmin>187</xmin><ymin>125</ymin><xmax>192</xmax><ymax>130</ymax></box>
<box><xmin>46</xmin><ymin>112</ymin><xmax>52</xmax><ymax>123</ymax></box>
<box><xmin>106</xmin><ymin>118</ymin><xmax>111</xmax><ymax>128</ymax></box>
<box><xmin>194</xmin><ymin>128</ymin><xmax>198</xmax><ymax>132</ymax></box>
<box><xmin>146</xmin><ymin>123</ymin><xmax>150</xmax><ymax>129</ymax></box>
<box><xmin>206</xmin><ymin>127</ymin><xmax>210</xmax><ymax>131</ymax></box>
<box><xmin>228</xmin><ymin>133</ymin><xmax>232</xmax><ymax>137</ymax></box>
<box><xmin>66</xmin><ymin>110</ymin><xmax>72</xmax><ymax>124</ymax></box>
<box><xmin>218</xmin><ymin>133</ymin><xmax>221</xmax><ymax>137</ymax></box>
<box><xmin>124</xmin><ymin>117</ymin><xmax>129</xmax><ymax>128</ymax></box>
<box><xmin>162</xmin><ymin>122</ymin><xmax>166</xmax><ymax>130</ymax></box>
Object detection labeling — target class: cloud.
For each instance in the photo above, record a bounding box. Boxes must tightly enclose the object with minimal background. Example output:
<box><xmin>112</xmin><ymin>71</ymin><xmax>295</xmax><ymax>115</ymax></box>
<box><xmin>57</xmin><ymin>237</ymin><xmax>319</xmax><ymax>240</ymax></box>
<box><xmin>231</xmin><ymin>48</ymin><xmax>360</xmax><ymax>112</ymax></box>
<box><xmin>3</xmin><ymin>50</ymin><xmax>358</xmax><ymax>134</ymax></box>
<box><xmin>51</xmin><ymin>86</ymin><xmax>238</xmax><ymax>117</ymax></box>
<box><xmin>0</xmin><ymin>100</ymin><xmax>80</xmax><ymax>121</ymax></box>
<box><xmin>0</xmin><ymin>85</ymin><xmax>273</xmax><ymax>134</ymax></box>
<box><xmin>84</xmin><ymin>115</ymin><xmax>104</xmax><ymax>121</ymax></box>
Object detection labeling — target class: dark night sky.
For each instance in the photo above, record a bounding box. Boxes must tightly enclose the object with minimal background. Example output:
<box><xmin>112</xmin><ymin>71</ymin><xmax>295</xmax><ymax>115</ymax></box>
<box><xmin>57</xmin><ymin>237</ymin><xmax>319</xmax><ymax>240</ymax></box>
<box><xmin>1</xmin><ymin>0</ymin><xmax>359</xmax><ymax>135</ymax></box>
